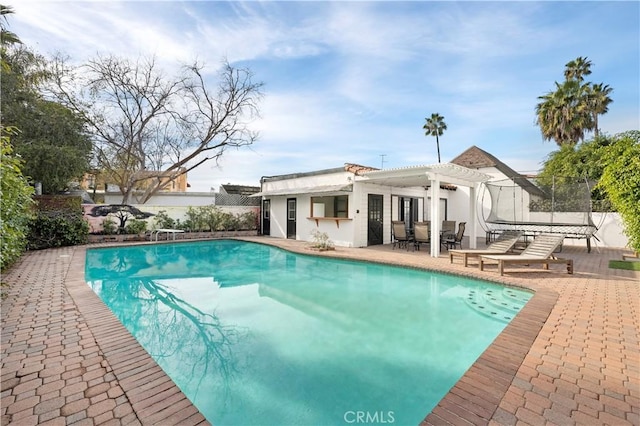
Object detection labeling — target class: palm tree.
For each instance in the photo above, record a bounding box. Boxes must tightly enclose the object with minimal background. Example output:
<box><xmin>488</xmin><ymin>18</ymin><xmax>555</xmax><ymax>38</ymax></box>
<box><xmin>586</xmin><ymin>83</ymin><xmax>613</xmax><ymax>138</ymax></box>
<box><xmin>537</xmin><ymin>56</ymin><xmax>613</xmax><ymax>146</ymax></box>
<box><xmin>423</xmin><ymin>113</ymin><xmax>447</xmax><ymax>163</ymax></box>
<box><xmin>536</xmin><ymin>80</ymin><xmax>592</xmax><ymax>146</ymax></box>
<box><xmin>0</xmin><ymin>5</ymin><xmax>21</xmax><ymax>46</ymax></box>
<box><xmin>564</xmin><ymin>56</ymin><xmax>592</xmax><ymax>82</ymax></box>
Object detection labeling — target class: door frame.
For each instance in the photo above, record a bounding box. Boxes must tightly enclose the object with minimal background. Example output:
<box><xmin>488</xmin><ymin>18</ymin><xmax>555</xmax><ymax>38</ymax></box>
<box><xmin>286</xmin><ymin>198</ymin><xmax>297</xmax><ymax>239</ymax></box>
<box><xmin>261</xmin><ymin>199</ymin><xmax>271</xmax><ymax>236</ymax></box>
<box><xmin>367</xmin><ymin>194</ymin><xmax>384</xmax><ymax>246</ymax></box>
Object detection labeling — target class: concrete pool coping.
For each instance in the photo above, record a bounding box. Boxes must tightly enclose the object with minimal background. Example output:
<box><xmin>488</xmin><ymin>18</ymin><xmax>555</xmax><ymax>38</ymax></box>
<box><xmin>1</xmin><ymin>236</ymin><xmax>638</xmax><ymax>425</ymax></box>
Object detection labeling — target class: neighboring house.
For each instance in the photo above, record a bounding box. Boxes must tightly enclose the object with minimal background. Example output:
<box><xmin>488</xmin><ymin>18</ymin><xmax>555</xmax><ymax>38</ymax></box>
<box><xmin>81</xmin><ymin>168</ymin><xmax>189</xmax><ymax>194</ymax></box>
<box><xmin>451</xmin><ymin>145</ymin><xmax>546</xmax><ymax>224</ymax></box>
<box><xmin>253</xmin><ymin>162</ymin><xmax>489</xmax><ymax>256</ymax></box>
<box><xmin>219</xmin><ymin>184</ymin><xmax>261</xmax><ymax>195</ymax></box>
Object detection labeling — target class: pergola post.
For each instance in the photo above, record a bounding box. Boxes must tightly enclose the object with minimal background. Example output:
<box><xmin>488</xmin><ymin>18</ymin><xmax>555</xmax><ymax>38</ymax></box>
<box><xmin>469</xmin><ymin>184</ymin><xmax>478</xmax><ymax>249</ymax></box>
<box><xmin>430</xmin><ymin>174</ymin><xmax>441</xmax><ymax>257</ymax></box>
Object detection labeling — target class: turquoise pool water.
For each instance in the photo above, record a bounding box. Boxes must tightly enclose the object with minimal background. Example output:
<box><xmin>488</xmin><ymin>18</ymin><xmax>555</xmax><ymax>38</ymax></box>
<box><xmin>85</xmin><ymin>240</ymin><xmax>532</xmax><ymax>425</ymax></box>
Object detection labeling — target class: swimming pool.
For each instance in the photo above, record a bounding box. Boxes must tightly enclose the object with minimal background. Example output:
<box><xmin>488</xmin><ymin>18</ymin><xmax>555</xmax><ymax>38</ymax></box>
<box><xmin>85</xmin><ymin>240</ymin><xmax>532</xmax><ymax>425</ymax></box>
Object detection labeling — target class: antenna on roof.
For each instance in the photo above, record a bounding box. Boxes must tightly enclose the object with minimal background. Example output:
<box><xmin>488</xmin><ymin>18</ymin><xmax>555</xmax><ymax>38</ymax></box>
<box><xmin>380</xmin><ymin>154</ymin><xmax>386</xmax><ymax>169</ymax></box>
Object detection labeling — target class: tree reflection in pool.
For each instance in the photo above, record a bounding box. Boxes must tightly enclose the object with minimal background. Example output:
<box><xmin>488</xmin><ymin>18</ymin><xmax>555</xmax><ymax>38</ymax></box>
<box><xmin>85</xmin><ymin>240</ymin><xmax>532</xmax><ymax>425</ymax></box>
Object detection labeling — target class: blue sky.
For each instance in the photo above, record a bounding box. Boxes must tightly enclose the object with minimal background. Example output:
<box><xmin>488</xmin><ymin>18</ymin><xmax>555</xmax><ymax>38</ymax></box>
<box><xmin>11</xmin><ymin>1</ymin><xmax>640</xmax><ymax>192</ymax></box>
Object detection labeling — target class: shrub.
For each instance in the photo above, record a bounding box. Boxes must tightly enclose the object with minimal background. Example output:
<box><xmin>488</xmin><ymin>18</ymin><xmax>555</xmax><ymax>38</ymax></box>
<box><xmin>237</xmin><ymin>211</ymin><xmax>258</xmax><ymax>230</ymax></box>
<box><xmin>1</xmin><ymin>128</ymin><xmax>35</xmax><ymax>270</ymax></box>
<box><xmin>102</xmin><ymin>218</ymin><xmax>118</xmax><ymax>235</ymax></box>
<box><xmin>220</xmin><ymin>211</ymin><xmax>238</xmax><ymax>231</ymax></box>
<box><xmin>310</xmin><ymin>229</ymin><xmax>334</xmax><ymax>250</ymax></box>
<box><xmin>27</xmin><ymin>211</ymin><xmax>89</xmax><ymax>250</ymax></box>
<box><xmin>153</xmin><ymin>210</ymin><xmax>176</xmax><ymax>229</ymax></box>
<box><xmin>184</xmin><ymin>206</ymin><xmax>206</xmax><ymax>232</ymax></box>
<box><xmin>171</xmin><ymin>206</ymin><xmax>257</xmax><ymax>232</ymax></box>
<box><xmin>125</xmin><ymin>219</ymin><xmax>148</xmax><ymax>234</ymax></box>
<box><xmin>598</xmin><ymin>131</ymin><xmax>640</xmax><ymax>252</ymax></box>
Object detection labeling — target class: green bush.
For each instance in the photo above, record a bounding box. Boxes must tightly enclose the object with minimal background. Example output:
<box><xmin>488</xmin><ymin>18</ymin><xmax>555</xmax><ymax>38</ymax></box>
<box><xmin>102</xmin><ymin>218</ymin><xmax>118</xmax><ymax>235</ymax></box>
<box><xmin>218</xmin><ymin>212</ymin><xmax>240</xmax><ymax>231</ymax></box>
<box><xmin>184</xmin><ymin>206</ymin><xmax>206</xmax><ymax>232</ymax></box>
<box><xmin>27</xmin><ymin>211</ymin><xmax>89</xmax><ymax>250</ymax></box>
<box><xmin>153</xmin><ymin>210</ymin><xmax>176</xmax><ymax>229</ymax></box>
<box><xmin>237</xmin><ymin>211</ymin><xmax>258</xmax><ymax>230</ymax></box>
<box><xmin>125</xmin><ymin>219</ymin><xmax>148</xmax><ymax>234</ymax></box>
<box><xmin>172</xmin><ymin>206</ymin><xmax>257</xmax><ymax>232</ymax></box>
<box><xmin>1</xmin><ymin>128</ymin><xmax>35</xmax><ymax>270</ymax></box>
<box><xmin>598</xmin><ymin>131</ymin><xmax>640</xmax><ymax>252</ymax></box>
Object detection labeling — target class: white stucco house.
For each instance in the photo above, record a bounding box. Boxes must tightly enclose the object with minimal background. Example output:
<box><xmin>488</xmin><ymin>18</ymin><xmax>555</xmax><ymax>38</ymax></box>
<box><xmin>253</xmin><ymin>161</ymin><xmax>490</xmax><ymax>257</ymax></box>
<box><xmin>252</xmin><ymin>145</ymin><xmax>626</xmax><ymax>254</ymax></box>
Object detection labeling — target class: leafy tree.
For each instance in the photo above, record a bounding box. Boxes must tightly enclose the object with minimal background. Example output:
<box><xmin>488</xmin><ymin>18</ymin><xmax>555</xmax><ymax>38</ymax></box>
<box><xmin>47</xmin><ymin>54</ymin><xmax>263</xmax><ymax>203</ymax></box>
<box><xmin>423</xmin><ymin>113</ymin><xmax>447</xmax><ymax>163</ymax></box>
<box><xmin>1</xmin><ymin>11</ymin><xmax>92</xmax><ymax>194</ymax></box>
<box><xmin>598</xmin><ymin>131</ymin><xmax>640</xmax><ymax>252</ymax></box>
<box><xmin>0</xmin><ymin>127</ymin><xmax>35</xmax><ymax>270</ymax></box>
<box><xmin>535</xmin><ymin>56</ymin><xmax>613</xmax><ymax>146</ymax></box>
<box><xmin>538</xmin><ymin>134</ymin><xmax>614</xmax><ymax>210</ymax></box>
<box><xmin>7</xmin><ymin>98</ymin><xmax>93</xmax><ymax>193</ymax></box>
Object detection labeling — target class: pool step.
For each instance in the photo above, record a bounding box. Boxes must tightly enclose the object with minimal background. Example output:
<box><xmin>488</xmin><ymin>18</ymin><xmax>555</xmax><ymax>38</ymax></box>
<box><xmin>465</xmin><ymin>287</ymin><xmax>529</xmax><ymax>322</ymax></box>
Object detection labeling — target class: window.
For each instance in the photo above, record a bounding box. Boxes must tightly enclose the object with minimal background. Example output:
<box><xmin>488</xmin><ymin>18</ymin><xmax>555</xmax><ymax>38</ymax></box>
<box><xmin>310</xmin><ymin>195</ymin><xmax>349</xmax><ymax>218</ymax></box>
<box><xmin>263</xmin><ymin>200</ymin><xmax>270</xmax><ymax>219</ymax></box>
<box><xmin>288</xmin><ymin>199</ymin><xmax>296</xmax><ymax>220</ymax></box>
<box><xmin>399</xmin><ymin>197</ymin><xmax>419</xmax><ymax>228</ymax></box>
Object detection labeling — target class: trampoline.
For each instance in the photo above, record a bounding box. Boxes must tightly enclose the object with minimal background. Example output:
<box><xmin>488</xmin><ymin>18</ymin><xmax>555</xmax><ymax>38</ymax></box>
<box><xmin>482</xmin><ymin>176</ymin><xmax>598</xmax><ymax>252</ymax></box>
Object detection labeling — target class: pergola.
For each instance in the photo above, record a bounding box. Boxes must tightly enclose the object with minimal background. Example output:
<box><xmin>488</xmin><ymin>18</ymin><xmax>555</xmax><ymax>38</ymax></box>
<box><xmin>359</xmin><ymin>163</ymin><xmax>491</xmax><ymax>257</ymax></box>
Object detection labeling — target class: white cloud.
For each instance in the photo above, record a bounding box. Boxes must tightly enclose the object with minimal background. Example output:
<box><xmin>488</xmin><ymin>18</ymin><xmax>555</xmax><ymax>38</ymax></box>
<box><xmin>9</xmin><ymin>1</ymin><xmax>639</xmax><ymax>193</ymax></box>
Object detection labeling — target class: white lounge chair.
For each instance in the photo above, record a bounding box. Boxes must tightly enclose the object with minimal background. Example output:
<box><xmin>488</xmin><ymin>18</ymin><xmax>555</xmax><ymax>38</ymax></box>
<box><xmin>449</xmin><ymin>230</ymin><xmax>523</xmax><ymax>267</ymax></box>
<box><xmin>479</xmin><ymin>234</ymin><xmax>573</xmax><ymax>276</ymax></box>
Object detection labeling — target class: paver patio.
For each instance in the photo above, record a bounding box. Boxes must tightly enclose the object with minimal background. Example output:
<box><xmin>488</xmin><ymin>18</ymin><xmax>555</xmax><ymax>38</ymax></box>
<box><xmin>1</xmin><ymin>236</ymin><xmax>638</xmax><ymax>425</ymax></box>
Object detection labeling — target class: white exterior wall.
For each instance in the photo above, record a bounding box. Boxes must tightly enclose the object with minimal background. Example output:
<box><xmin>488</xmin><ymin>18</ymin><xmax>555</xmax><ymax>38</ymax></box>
<box><xmin>267</xmin><ymin>197</ymin><xmax>289</xmax><ymax>240</ymax></box>
<box><xmin>265</xmin><ymin>194</ymin><xmax>356</xmax><ymax>246</ymax></box>
<box><xmin>353</xmin><ymin>183</ymin><xmax>392</xmax><ymax>247</ymax></box>
<box><xmin>352</xmin><ymin>184</ymin><xmax>428</xmax><ymax>247</ymax></box>
<box><xmin>261</xmin><ymin>170</ymin><xmax>356</xmax><ymax>246</ymax></box>
<box><xmin>563</xmin><ymin>212</ymin><xmax>628</xmax><ymax>249</ymax></box>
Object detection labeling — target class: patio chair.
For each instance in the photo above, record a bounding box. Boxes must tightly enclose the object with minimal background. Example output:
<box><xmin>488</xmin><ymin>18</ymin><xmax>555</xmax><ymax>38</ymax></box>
<box><xmin>443</xmin><ymin>222</ymin><xmax>466</xmax><ymax>250</ymax></box>
<box><xmin>392</xmin><ymin>221</ymin><xmax>411</xmax><ymax>249</ymax></box>
<box><xmin>412</xmin><ymin>221</ymin><xmax>431</xmax><ymax>251</ymax></box>
<box><xmin>449</xmin><ymin>230</ymin><xmax>523</xmax><ymax>266</ymax></box>
<box><xmin>479</xmin><ymin>234</ymin><xmax>573</xmax><ymax>276</ymax></box>
<box><xmin>441</xmin><ymin>220</ymin><xmax>456</xmax><ymax>237</ymax></box>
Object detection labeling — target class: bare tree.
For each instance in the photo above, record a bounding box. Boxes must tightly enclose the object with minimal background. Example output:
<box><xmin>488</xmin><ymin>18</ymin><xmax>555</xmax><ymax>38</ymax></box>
<box><xmin>47</xmin><ymin>54</ymin><xmax>263</xmax><ymax>203</ymax></box>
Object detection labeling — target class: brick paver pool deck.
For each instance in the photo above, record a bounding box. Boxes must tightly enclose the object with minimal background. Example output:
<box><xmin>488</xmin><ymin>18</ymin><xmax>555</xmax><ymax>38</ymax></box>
<box><xmin>1</xmin><ymin>236</ymin><xmax>638</xmax><ymax>425</ymax></box>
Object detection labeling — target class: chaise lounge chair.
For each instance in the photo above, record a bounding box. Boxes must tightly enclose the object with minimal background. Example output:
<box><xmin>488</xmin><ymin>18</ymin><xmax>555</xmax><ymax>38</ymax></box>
<box><xmin>449</xmin><ymin>230</ymin><xmax>523</xmax><ymax>267</ymax></box>
<box><xmin>479</xmin><ymin>234</ymin><xmax>573</xmax><ymax>276</ymax></box>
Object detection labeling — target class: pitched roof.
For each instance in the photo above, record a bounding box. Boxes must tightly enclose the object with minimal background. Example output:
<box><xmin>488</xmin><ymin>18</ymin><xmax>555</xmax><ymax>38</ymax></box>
<box><xmin>451</xmin><ymin>146</ymin><xmax>544</xmax><ymax>196</ymax></box>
